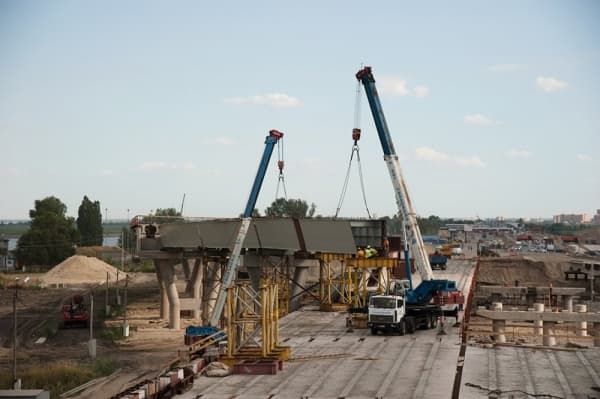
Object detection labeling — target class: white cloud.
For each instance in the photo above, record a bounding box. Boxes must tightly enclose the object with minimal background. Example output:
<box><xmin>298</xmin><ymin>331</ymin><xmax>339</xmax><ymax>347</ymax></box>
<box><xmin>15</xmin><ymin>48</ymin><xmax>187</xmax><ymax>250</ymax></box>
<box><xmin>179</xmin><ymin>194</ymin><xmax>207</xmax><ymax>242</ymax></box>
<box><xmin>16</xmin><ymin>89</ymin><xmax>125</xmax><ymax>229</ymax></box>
<box><xmin>536</xmin><ymin>76</ymin><xmax>568</xmax><ymax>92</ymax></box>
<box><xmin>415</xmin><ymin>146</ymin><xmax>485</xmax><ymax>167</ymax></box>
<box><xmin>224</xmin><ymin>93</ymin><xmax>302</xmax><ymax>108</ymax></box>
<box><xmin>377</xmin><ymin>76</ymin><xmax>429</xmax><ymax>98</ymax></box>
<box><xmin>577</xmin><ymin>154</ymin><xmax>592</xmax><ymax>162</ymax></box>
<box><xmin>489</xmin><ymin>64</ymin><xmax>528</xmax><ymax>72</ymax></box>
<box><xmin>455</xmin><ymin>156</ymin><xmax>485</xmax><ymax>167</ymax></box>
<box><xmin>415</xmin><ymin>146</ymin><xmax>449</xmax><ymax>161</ymax></box>
<box><xmin>204</xmin><ymin>136</ymin><xmax>234</xmax><ymax>145</ymax></box>
<box><xmin>413</xmin><ymin>86</ymin><xmax>430</xmax><ymax>98</ymax></box>
<box><xmin>98</xmin><ymin>169</ymin><xmax>118</xmax><ymax>176</ymax></box>
<box><xmin>506</xmin><ymin>149</ymin><xmax>531</xmax><ymax>158</ymax></box>
<box><xmin>464</xmin><ymin>114</ymin><xmax>494</xmax><ymax>126</ymax></box>
<box><xmin>135</xmin><ymin>161</ymin><xmax>197</xmax><ymax>172</ymax></box>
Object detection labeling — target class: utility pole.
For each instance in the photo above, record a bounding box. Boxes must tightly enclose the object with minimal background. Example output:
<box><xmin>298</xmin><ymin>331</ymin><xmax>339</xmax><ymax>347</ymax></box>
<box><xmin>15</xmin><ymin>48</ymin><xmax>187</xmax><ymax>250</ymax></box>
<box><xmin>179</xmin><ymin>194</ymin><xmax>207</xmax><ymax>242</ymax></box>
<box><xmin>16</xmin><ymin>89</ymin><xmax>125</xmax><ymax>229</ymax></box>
<box><xmin>105</xmin><ymin>272</ymin><xmax>110</xmax><ymax>316</ymax></box>
<box><xmin>88</xmin><ymin>290</ymin><xmax>96</xmax><ymax>359</ymax></box>
<box><xmin>123</xmin><ymin>275</ymin><xmax>129</xmax><ymax>337</ymax></box>
<box><xmin>13</xmin><ymin>277</ymin><xmax>19</xmax><ymax>389</ymax></box>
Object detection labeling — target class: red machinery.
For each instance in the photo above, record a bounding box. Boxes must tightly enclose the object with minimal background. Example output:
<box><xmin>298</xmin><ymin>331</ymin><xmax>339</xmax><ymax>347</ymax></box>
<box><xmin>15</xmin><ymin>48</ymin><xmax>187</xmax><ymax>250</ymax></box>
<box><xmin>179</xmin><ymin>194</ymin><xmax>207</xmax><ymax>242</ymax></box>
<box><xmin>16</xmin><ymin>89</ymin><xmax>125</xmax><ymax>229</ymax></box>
<box><xmin>62</xmin><ymin>294</ymin><xmax>89</xmax><ymax>328</ymax></box>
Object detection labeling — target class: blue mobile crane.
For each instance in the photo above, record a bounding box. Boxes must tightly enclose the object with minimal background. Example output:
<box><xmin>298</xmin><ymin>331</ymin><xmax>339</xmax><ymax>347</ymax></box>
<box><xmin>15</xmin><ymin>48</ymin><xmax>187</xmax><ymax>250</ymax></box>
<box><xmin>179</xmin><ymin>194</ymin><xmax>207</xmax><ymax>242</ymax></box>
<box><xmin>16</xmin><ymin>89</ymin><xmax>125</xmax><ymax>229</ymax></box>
<box><xmin>208</xmin><ymin>129</ymin><xmax>284</xmax><ymax>327</ymax></box>
<box><xmin>355</xmin><ymin>66</ymin><xmax>459</xmax><ymax>304</ymax></box>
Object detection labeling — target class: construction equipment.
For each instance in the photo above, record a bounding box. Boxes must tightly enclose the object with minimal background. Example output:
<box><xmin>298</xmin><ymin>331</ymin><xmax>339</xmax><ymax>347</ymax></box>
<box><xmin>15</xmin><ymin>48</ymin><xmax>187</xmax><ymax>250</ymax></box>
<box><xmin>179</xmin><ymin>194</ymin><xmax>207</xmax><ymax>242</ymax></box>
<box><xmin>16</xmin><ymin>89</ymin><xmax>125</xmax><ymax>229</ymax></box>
<box><xmin>208</xmin><ymin>130</ymin><xmax>284</xmax><ymax>327</ymax></box>
<box><xmin>429</xmin><ymin>251</ymin><xmax>448</xmax><ymax>270</ymax></box>
<box><xmin>355</xmin><ymin>66</ymin><xmax>461</xmax><ymax>303</ymax></box>
<box><xmin>355</xmin><ymin>66</ymin><xmax>464</xmax><ymax>333</ymax></box>
<box><xmin>62</xmin><ymin>294</ymin><xmax>89</xmax><ymax>328</ymax></box>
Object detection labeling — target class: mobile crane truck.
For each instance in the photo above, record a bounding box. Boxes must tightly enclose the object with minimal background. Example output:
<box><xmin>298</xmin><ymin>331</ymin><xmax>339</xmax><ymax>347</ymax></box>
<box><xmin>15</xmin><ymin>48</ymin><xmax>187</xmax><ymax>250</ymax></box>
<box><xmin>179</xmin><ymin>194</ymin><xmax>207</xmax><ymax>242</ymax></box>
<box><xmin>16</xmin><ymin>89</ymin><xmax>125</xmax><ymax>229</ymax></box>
<box><xmin>355</xmin><ymin>67</ymin><xmax>464</xmax><ymax>335</ymax></box>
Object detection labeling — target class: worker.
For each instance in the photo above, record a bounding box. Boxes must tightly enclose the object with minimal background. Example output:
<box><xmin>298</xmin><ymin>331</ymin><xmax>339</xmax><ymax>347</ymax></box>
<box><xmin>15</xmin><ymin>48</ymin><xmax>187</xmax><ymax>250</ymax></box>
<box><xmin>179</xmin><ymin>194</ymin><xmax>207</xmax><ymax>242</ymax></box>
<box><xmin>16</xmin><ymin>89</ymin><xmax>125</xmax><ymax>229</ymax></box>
<box><xmin>365</xmin><ymin>245</ymin><xmax>378</xmax><ymax>259</ymax></box>
<box><xmin>383</xmin><ymin>237</ymin><xmax>390</xmax><ymax>257</ymax></box>
<box><xmin>357</xmin><ymin>248</ymin><xmax>365</xmax><ymax>259</ymax></box>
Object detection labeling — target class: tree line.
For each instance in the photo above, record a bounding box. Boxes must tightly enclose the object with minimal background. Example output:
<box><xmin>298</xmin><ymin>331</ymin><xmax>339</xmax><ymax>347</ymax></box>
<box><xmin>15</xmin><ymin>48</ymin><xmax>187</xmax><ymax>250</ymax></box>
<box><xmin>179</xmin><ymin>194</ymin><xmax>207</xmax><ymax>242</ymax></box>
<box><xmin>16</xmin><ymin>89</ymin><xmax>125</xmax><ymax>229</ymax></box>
<box><xmin>14</xmin><ymin>194</ymin><xmax>479</xmax><ymax>268</ymax></box>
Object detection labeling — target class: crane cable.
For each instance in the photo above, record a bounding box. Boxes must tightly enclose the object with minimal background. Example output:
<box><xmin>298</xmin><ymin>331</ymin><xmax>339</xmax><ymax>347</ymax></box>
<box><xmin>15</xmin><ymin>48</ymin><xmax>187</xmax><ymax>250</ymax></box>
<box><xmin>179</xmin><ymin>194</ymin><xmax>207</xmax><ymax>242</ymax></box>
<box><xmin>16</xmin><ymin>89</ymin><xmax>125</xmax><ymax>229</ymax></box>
<box><xmin>275</xmin><ymin>137</ymin><xmax>288</xmax><ymax>200</ymax></box>
<box><xmin>335</xmin><ymin>81</ymin><xmax>372</xmax><ymax>219</ymax></box>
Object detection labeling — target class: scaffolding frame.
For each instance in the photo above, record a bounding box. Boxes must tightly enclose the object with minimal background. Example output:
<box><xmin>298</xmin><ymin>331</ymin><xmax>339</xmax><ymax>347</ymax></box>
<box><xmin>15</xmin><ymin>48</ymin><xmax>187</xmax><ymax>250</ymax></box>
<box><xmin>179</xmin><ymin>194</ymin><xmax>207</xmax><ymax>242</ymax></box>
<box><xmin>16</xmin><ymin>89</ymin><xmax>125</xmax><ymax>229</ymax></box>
<box><xmin>224</xmin><ymin>281</ymin><xmax>290</xmax><ymax>362</ymax></box>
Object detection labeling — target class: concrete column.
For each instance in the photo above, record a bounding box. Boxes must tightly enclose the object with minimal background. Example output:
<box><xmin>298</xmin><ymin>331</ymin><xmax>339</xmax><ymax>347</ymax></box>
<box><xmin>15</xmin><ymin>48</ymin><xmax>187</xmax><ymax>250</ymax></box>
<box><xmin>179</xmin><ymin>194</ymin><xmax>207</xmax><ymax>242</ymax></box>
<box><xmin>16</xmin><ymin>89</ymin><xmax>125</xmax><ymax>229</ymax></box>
<box><xmin>203</xmin><ymin>262</ymin><xmax>222</xmax><ymax>324</ymax></box>
<box><xmin>543</xmin><ymin>321</ymin><xmax>556</xmax><ymax>346</ymax></box>
<box><xmin>533</xmin><ymin>303</ymin><xmax>544</xmax><ymax>335</ymax></box>
<box><xmin>157</xmin><ymin>260</ymin><xmax>180</xmax><ymax>330</ymax></box>
<box><xmin>290</xmin><ymin>259</ymin><xmax>317</xmax><ymax>311</ymax></box>
<box><xmin>593</xmin><ymin>323</ymin><xmax>600</xmax><ymax>348</ymax></box>
<box><xmin>242</xmin><ymin>253</ymin><xmax>262</xmax><ymax>291</ymax></box>
<box><xmin>183</xmin><ymin>258</ymin><xmax>193</xmax><ymax>295</ymax></box>
<box><xmin>191</xmin><ymin>258</ymin><xmax>204</xmax><ymax>320</ymax></box>
<box><xmin>490</xmin><ymin>302</ymin><xmax>506</xmax><ymax>343</ymax></box>
<box><xmin>155</xmin><ymin>262</ymin><xmax>168</xmax><ymax>319</ymax></box>
<box><xmin>576</xmin><ymin>304</ymin><xmax>587</xmax><ymax>336</ymax></box>
<box><xmin>562</xmin><ymin>295</ymin><xmax>573</xmax><ymax>312</ymax></box>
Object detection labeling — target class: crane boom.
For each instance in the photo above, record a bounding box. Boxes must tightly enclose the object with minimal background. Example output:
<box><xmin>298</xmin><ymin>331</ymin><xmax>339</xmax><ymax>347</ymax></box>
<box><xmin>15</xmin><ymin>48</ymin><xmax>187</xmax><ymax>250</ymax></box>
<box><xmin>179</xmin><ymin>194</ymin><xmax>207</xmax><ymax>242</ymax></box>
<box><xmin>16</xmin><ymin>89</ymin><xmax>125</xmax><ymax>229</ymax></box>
<box><xmin>209</xmin><ymin>129</ymin><xmax>284</xmax><ymax>327</ymax></box>
<box><xmin>356</xmin><ymin>67</ymin><xmax>434</xmax><ymax>282</ymax></box>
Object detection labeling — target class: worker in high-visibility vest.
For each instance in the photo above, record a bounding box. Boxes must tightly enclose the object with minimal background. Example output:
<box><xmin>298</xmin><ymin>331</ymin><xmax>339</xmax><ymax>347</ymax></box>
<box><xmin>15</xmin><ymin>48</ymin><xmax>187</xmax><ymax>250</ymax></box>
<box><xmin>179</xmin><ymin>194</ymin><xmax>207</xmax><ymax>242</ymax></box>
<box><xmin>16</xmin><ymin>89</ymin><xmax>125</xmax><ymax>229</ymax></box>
<box><xmin>365</xmin><ymin>245</ymin><xmax>378</xmax><ymax>259</ymax></box>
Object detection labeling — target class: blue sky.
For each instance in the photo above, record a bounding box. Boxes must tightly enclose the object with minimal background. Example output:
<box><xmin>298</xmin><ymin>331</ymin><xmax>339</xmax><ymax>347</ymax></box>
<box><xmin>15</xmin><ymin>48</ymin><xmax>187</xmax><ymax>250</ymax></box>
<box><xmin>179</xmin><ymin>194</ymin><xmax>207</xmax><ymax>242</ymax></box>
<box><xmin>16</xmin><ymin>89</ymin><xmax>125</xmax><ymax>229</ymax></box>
<box><xmin>1</xmin><ymin>1</ymin><xmax>599</xmax><ymax>221</ymax></box>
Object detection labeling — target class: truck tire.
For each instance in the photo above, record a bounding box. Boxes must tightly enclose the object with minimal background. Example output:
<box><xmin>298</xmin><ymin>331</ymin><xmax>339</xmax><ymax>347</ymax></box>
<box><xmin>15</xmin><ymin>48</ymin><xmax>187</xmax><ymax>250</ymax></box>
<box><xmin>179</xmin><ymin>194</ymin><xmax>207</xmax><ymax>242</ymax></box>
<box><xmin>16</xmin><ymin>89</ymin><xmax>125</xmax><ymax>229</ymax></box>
<box><xmin>370</xmin><ymin>327</ymin><xmax>378</xmax><ymax>335</ymax></box>
<box><xmin>407</xmin><ymin>318</ymin><xmax>416</xmax><ymax>334</ymax></box>
<box><xmin>398</xmin><ymin>320</ymin><xmax>406</xmax><ymax>336</ymax></box>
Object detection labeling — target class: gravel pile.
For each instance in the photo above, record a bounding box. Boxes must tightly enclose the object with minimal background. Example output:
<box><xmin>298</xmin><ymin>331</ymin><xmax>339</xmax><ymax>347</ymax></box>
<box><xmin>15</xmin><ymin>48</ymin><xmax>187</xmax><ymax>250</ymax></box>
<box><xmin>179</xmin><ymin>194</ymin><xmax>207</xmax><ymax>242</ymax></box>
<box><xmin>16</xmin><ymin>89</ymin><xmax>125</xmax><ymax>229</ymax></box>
<box><xmin>43</xmin><ymin>255</ymin><xmax>124</xmax><ymax>286</ymax></box>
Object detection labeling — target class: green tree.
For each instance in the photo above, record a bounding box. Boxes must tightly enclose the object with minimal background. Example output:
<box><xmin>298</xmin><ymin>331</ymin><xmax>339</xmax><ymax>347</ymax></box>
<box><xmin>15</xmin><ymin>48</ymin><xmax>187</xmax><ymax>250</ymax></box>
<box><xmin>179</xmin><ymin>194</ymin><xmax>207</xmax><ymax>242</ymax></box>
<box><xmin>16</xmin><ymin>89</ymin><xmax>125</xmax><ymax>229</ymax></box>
<box><xmin>77</xmin><ymin>196</ymin><xmax>103</xmax><ymax>246</ymax></box>
<box><xmin>145</xmin><ymin>208</ymin><xmax>183</xmax><ymax>224</ymax></box>
<box><xmin>239</xmin><ymin>208</ymin><xmax>261</xmax><ymax>217</ymax></box>
<box><xmin>16</xmin><ymin>196</ymin><xmax>79</xmax><ymax>267</ymax></box>
<box><xmin>265</xmin><ymin>198</ymin><xmax>317</xmax><ymax>218</ymax></box>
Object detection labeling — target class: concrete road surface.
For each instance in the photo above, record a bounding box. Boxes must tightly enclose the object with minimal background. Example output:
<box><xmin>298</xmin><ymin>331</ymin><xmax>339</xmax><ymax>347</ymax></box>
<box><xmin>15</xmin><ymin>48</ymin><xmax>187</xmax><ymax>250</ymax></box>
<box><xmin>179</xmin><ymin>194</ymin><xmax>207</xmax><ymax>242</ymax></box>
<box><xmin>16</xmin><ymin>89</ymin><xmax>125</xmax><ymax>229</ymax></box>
<box><xmin>178</xmin><ymin>259</ymin><xmax>475</xmax><ymax>399</ymax></box>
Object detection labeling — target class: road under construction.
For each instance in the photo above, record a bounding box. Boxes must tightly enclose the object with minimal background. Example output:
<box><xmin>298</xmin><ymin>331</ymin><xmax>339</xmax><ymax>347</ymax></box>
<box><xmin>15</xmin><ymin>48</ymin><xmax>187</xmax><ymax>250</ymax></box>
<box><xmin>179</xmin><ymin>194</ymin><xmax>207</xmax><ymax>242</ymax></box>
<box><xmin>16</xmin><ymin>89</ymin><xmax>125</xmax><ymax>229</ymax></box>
<box><xmin>106</xmin><ymin>65</ymin><xmax>600</xmax><ymax>399</ymax></box>
<box><xmin>3</xmin><ymin>65</ymin><xmax>599</xmax><ymax>399</ymax></box>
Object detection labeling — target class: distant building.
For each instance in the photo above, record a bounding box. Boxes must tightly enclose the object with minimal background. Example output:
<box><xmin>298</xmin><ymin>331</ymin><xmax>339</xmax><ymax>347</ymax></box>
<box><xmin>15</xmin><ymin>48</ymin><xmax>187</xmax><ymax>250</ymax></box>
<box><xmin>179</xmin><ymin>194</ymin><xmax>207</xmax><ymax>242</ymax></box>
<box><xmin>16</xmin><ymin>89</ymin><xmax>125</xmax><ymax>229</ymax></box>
<box><xmin>592</xmin><ymin>210</ymin><xmax>600</xmax><ymax>225</ymax></box>
<box><xmin>0</xmin><ymin>237</ymin><xmax>10</xmax><ymax>270</ymax></box>
<box><xmin>553</xmin><ymin>213</ymin><xmax>589</xmax><ymax>224</ymax></box>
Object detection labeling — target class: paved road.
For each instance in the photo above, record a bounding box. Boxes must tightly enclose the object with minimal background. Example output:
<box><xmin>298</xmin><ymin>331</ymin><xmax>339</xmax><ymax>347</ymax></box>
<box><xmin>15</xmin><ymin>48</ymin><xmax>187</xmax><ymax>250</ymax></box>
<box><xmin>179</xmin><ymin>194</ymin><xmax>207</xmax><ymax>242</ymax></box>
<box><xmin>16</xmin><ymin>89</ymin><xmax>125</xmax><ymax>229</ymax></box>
<box><xmin>462</xmin><ymin>341</ymin><xmax>600</xmax><ymax>398</ymax></box>
<box><xmin>179</xmin><ymin>259</ymin><xmax>476</xmax><ymax>399</ymax></box>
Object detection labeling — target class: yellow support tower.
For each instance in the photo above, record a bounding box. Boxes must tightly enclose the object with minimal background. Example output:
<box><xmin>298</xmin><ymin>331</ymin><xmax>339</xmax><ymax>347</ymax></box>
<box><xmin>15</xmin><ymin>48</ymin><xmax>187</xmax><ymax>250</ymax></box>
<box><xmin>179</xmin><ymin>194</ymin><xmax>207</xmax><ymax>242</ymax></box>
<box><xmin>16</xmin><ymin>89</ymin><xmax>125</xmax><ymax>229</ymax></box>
<box><xmin>222</xmin><ymin>281</ymin><xmax>291</xmax><ymax>367</ymax></box>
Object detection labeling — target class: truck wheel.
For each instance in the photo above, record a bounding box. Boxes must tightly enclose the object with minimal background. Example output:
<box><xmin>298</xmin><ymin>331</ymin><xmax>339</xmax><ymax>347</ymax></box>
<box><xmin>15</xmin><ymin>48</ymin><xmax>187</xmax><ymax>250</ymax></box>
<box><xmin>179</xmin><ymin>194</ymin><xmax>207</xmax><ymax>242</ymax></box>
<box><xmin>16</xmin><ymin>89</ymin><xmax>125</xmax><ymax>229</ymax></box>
<box><xmin>407</xmin><ymin>318</ymin><xmax>416</xmax><ymax>333</ymax></box>
<box><xmin>370</xmin><ymin>327</ymin><xmax>378</xmax><ymax>335</ymax></box>
<box><xmin>398</xmin><ymin>320</ymin><xmax>406</xmax><ymax>336</ymax></box>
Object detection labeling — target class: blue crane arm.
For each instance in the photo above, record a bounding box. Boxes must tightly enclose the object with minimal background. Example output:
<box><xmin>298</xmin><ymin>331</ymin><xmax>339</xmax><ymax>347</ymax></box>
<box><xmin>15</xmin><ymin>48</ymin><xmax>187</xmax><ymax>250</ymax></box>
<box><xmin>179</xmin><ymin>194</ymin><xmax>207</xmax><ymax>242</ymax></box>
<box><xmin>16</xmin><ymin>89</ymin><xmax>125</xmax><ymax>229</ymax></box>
<box><xmin>244</xmin><ymin>129</ymin><xmax>284</xmax><ymax>217</ymax></box>
<box><xmin>208</xmin><ymin>129</ymin><xmax>284</xmax><ymax>327</ymax></box>
<box><xmin>355</xmin><ymin>67</ymin><xmax>396</xmax><ymax>157</ymax></box>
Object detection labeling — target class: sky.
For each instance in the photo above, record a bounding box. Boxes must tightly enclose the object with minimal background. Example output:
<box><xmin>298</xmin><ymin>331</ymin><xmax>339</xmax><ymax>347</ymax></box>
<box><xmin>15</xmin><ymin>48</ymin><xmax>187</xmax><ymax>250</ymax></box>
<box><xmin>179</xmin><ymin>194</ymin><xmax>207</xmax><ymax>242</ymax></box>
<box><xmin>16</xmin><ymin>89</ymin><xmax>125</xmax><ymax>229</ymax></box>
<box><xmin>1</xmin><ymin>1</ymin><xmax>599</xmax><ymax>221</ymax></box>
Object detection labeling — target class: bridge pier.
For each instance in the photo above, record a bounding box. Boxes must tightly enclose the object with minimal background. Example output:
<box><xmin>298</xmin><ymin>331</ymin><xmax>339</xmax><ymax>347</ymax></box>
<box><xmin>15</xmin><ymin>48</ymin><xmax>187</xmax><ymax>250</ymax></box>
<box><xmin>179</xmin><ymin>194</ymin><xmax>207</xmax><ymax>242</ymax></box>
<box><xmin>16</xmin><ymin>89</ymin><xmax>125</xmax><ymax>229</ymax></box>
<box><xmin>155</xmin><ymin>259</ymin><xmax>181</xmax><ymax>330</ymax></box>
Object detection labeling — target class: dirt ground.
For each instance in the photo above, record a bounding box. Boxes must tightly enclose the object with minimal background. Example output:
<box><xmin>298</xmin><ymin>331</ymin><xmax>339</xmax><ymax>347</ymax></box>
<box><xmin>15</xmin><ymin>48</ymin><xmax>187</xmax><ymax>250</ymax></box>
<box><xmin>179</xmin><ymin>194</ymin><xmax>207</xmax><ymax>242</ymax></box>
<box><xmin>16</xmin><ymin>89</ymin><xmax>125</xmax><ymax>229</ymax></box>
<box><xmin>477</xmin><ymin>253</ymin><xmax>585</xmax><ymax>287</ymax></box>
<box><xmin>0</xmin><ymin>269</ymin><xmax>192</xmax><ymax>399</ymax></box>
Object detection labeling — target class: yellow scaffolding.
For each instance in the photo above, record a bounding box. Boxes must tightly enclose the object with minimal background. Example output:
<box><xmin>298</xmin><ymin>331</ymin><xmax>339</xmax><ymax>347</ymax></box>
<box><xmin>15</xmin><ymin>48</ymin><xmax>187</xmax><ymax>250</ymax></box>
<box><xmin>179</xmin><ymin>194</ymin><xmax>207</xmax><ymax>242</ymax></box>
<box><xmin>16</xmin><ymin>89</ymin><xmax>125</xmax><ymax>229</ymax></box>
<box><xmin>318</xmin><ymin>254</ymin><xmax>396</xmax><ymax>311</ymax></box>
<box><xmin>222</xmin><ymin>281</ymin><xmax>291</xmax><ymax>366</ymax></box>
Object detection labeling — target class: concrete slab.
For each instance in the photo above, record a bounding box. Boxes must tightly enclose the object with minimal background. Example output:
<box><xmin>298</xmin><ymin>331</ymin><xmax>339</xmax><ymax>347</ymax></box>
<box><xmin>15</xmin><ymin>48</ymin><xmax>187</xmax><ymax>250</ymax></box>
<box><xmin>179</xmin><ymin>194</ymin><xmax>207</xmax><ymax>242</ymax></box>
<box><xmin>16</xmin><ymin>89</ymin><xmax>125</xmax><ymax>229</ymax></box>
<box><xmin>177</xmin><ymin>259</ymin><xmax>476</xmax><ymax>398</ymax></box>
<box><xmin>461</xmin><ymin>345</ymin><xmax>600</xmax><ymax>398</ymax></box>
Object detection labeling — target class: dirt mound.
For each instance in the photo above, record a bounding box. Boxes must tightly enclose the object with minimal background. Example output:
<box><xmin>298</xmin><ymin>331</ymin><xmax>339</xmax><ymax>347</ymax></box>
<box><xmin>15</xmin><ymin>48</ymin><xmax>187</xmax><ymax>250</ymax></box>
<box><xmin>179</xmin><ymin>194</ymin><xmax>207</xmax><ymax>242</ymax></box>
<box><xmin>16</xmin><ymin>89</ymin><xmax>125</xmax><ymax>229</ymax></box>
<box><xmin>42</xmin><ymin>255</ymin><xmax>123</xmax><ymax>286</ymax></box>
<box><xmin>478</xmin><ymin>257</ymin><xmax>564</xmax><ymax>286</ymax></box>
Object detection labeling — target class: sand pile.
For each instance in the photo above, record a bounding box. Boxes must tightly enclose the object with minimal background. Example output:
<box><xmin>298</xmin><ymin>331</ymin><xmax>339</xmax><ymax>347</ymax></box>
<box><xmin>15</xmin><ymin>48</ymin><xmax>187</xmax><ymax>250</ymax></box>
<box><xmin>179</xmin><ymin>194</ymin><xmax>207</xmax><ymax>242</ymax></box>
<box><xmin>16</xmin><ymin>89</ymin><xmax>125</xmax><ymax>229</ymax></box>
<box><xmin>478</xmin><ymin>257</ymin><xmax>556</xmax><ymax>286</ymax></box>
<box><xmin>43</xmin><ymin>255</ymin><xmax>124</xmax><ymax>286</ymax></box>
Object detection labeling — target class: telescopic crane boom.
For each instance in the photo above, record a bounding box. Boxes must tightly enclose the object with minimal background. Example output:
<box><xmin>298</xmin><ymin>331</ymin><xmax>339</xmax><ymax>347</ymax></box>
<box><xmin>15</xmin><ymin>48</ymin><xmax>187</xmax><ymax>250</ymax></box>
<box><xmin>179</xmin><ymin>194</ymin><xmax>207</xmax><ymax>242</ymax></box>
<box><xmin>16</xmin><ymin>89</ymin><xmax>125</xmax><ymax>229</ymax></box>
<box><xmin>356</xmin><ymin>67</ymin><xmax>458</xmax><ymax>304</ymax></box>
<box><xmin>208</xmin><ymin>129</ymin><xmax>284</xmax><ymax>327</ymax></box>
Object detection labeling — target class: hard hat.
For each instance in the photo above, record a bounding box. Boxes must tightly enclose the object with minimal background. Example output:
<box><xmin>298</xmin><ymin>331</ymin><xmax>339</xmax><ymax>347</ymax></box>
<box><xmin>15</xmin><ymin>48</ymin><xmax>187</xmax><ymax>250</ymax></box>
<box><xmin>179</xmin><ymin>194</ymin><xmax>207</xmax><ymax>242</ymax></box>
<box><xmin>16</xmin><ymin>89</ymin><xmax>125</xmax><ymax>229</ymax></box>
<box><xmin>367</xmin><ymin>245</ymin><xmax>371</xmax><ymax>249</ymax></box>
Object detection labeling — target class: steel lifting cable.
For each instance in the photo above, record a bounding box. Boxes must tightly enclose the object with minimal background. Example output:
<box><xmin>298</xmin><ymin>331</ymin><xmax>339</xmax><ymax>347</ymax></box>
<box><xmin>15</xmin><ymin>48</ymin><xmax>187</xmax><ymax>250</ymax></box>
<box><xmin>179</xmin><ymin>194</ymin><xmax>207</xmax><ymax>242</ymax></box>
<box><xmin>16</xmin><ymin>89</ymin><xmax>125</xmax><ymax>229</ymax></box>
<box><xmin>335</xmin><ymin>81</ymin><xmax>372</xmax><ymax>219</ymax></box>
<box><xmin>275</xmin><ymin>138</ymin><xmax>288</xmax><ymax>200</ymax></box>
